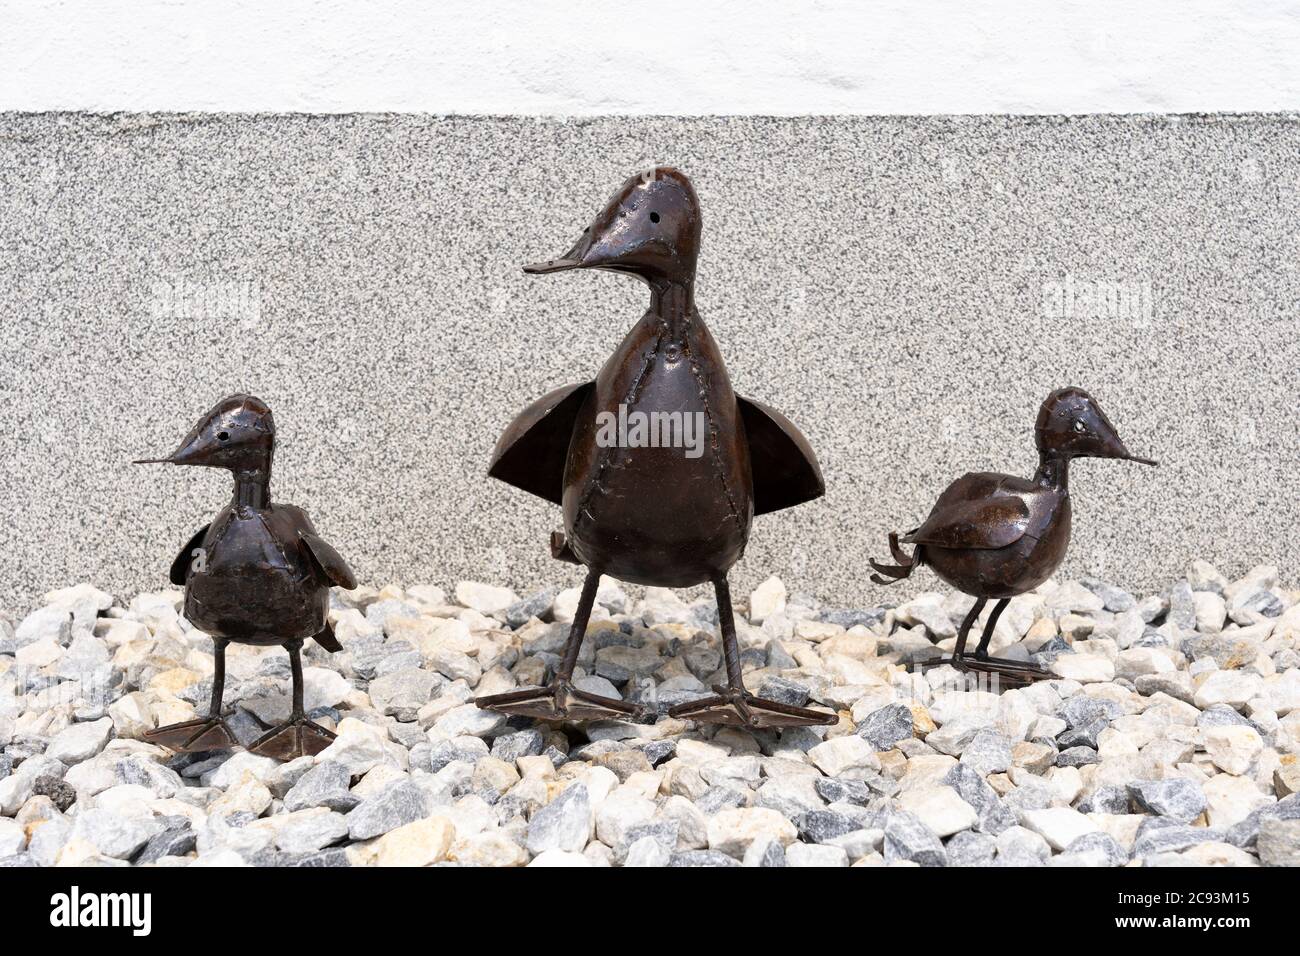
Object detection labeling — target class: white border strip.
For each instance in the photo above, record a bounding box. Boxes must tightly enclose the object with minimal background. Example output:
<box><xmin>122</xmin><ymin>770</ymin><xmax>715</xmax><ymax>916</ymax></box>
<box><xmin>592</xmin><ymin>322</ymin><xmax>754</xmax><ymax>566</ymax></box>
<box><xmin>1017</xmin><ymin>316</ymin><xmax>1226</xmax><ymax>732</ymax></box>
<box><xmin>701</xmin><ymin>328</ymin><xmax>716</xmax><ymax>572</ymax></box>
<box><xmin>3</xmin><ymin>0</ymin><xmax>1299</xmax><ymax>115</ymax></box>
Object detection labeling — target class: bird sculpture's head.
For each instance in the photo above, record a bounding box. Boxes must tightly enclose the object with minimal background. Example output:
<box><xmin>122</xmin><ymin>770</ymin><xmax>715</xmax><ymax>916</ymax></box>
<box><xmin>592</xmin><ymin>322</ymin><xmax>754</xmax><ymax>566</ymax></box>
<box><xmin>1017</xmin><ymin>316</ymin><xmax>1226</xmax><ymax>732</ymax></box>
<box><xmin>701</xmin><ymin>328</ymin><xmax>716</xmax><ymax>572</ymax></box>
<box><xmin>135</xmin><ymin>393</ymin><xmax>275</xmax><ymax>480</ymax></box>
<box><xmin>524</xmin><ymin>166</ymin><xmax>702</xmax><ymax>288</ymax></box>
<box><xmin>1034</xmin><ymin>387</ymin><xmax>1157</xmax><ymax>466</ymax></box>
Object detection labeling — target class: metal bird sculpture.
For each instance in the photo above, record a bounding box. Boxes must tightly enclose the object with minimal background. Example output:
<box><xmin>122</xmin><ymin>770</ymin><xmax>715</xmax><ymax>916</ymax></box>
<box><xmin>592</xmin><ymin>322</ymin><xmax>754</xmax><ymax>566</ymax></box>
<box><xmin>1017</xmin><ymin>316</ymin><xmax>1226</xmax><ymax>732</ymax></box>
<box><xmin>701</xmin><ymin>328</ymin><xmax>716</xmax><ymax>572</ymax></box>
<box><xmin>870</xmin><ymin>387</ymin><xmax>1156</xmax><ymax>684</ymax></box>
<box><xmin>135</xmin><ymin>394</ymin><xmax>357</xmax><ymax>760</ymax></box>
<box><xmin>477</xmin><ymin>167</ymin><xmax>833</xmax><ymax>728</ymax></box>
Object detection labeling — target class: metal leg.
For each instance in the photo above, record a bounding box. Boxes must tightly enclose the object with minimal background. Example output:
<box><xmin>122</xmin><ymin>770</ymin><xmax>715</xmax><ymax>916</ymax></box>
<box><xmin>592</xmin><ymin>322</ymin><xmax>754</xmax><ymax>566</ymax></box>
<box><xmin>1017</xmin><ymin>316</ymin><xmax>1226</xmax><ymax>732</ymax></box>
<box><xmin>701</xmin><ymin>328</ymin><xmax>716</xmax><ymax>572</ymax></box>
<box><xmin>716</xmin><ymin>576</ymin><xmax>745</xmax><ymax>690</ymax></box>
<box><xmin>207</xmin><ymin>638</ymin><xmax>228</xmax><ymax>718</ymax></box>
<box><xmin>939</xmin><ymin>596</ymin><xmax>1051</xmax><ymax>685</ymax></box>
<box><xmin>288</xmin><ymin>639</ymin><xmax>305</xmax><ymax>719</ymax></box>
<box><xmin>974</xmin><ymin>598</ymin><xmax>1009</xmax><ymax>657</ymax></box>
<box><xmin>248</xmin><ymin>637</ymin><xmax>337</xmax><ymax>761</ymax></box>
<box><xmin>667</xmin><ymin>574</ymin><xmax>836</xmax><ymax>729</ymax></box>
<box><xmin>476</xmin><ymin>567</ymin><xmax>643</xmax><ymax>722</ymax></box>
<box><xmin>142</xmin><ymin>637</ymin><xmax>237</xmax><ymax>753</ymax></box>
<box><xmin>952</xmin><ymin>598</ymin><xmax>987</xmax><ymax>659</ymax></box>
<box><xmin>555</xmin><ymin>567</ymin><xmax>601</xmax><ymax>683</ymax></box>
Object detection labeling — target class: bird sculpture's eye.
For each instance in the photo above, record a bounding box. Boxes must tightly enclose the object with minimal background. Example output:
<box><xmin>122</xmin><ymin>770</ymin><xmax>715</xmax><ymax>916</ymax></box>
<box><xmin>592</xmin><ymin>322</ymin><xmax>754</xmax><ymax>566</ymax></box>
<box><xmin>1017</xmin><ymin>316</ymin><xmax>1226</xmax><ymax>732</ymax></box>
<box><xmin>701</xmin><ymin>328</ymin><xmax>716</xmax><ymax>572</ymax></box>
<box><xmin>218</xmin><ymin>431</ymin><xmax>230</xmax><ymax>442</ymax></box>
<box><xmin>650</xmin><ymin>211</ymin><xmax>660</xmax><ymax>223</ymax></box>
<box><xmin>1072</xmin><ymin>421</ymin><xmax>1086</xmax><ymax>433</ymax></box>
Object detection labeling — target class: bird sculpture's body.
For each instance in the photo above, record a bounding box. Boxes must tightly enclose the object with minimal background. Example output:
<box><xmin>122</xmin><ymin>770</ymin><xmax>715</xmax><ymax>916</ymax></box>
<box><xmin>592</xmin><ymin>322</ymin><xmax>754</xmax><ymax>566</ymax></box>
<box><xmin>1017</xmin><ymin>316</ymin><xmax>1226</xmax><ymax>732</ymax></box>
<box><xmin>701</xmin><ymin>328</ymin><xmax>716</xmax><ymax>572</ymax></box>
<box><xmin>871</xmin><ymin>387</ymin><xmax>1156</xmax><ymax>684</ymax></box>
<box><xmin>478</xmin><ymin>167</ymin><xmax>833</xmax><ymax>728</ymax></box>
<box><xmin>136</xmin><ymin>394</ymin><xmax>357</xmax><ymax>760</ymax></box>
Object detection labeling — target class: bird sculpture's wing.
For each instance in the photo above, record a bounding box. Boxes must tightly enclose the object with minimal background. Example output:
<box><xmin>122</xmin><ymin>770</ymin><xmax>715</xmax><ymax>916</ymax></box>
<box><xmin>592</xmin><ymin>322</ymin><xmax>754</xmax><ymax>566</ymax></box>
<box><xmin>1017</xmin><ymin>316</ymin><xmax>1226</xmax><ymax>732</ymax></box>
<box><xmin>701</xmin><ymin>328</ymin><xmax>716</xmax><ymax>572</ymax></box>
<box><xmin>299</xmin><ymin>531</ymin><xmax>358</xmax><ymax>590</ymax></box>
<box><xmin>737</xmin><ymin>396</ymin><xmax>825</xmax><ymax>516</ymax></box>
<box><xmin>902</xmin><ymin>490</ymin><xmax>1030</xmax><ymax>550</ymax></box>
<box><xmin>168</xmin><ymin>524</ymin><xmax>211</xmax><ymax>586</ymax></box>
<box><xmin>488</xmin><ymin>381</ymin><xmax>593</xmax><ymax>505</ymax></box>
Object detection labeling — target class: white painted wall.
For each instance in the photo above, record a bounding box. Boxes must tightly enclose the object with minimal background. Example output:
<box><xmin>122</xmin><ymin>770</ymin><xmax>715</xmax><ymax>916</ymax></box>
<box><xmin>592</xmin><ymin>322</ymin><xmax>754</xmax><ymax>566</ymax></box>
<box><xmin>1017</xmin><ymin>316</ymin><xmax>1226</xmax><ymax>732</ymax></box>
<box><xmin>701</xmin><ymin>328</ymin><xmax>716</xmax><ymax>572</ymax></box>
<box><xmin>3</xmin><ymin>0</ymin><xmax>1299</xmax><ymax>114</ymax></box>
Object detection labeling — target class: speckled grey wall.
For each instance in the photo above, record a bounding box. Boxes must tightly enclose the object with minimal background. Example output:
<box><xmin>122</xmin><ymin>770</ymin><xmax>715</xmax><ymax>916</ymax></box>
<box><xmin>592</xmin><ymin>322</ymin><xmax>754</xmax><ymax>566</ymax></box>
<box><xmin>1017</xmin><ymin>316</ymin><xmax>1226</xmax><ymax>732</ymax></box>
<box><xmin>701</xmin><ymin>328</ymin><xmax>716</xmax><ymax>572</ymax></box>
<box><xmin>2</xmin><ymin>113</ymin><xmax>1297</xmax><ymax>613</ymax></box>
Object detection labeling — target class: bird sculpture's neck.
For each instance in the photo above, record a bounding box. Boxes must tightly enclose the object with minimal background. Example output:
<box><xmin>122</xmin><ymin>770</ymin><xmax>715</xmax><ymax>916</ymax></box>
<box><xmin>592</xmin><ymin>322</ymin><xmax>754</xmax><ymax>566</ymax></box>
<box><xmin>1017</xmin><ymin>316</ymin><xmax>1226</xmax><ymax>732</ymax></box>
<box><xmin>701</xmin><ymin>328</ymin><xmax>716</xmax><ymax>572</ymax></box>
<box><xmin>232</xmin><ymin>466</ymin><xmax>272</xmax><ymax>511</ymax></box>
<box><xmin>1034</xmin><ymin>453</ymin><xmax>1070</xmax><ymax>494</ymax></box>
<box><xmin>648</xmin><ymin>279</ymin><xmax>697</xmax><ymax>338</ymax></box>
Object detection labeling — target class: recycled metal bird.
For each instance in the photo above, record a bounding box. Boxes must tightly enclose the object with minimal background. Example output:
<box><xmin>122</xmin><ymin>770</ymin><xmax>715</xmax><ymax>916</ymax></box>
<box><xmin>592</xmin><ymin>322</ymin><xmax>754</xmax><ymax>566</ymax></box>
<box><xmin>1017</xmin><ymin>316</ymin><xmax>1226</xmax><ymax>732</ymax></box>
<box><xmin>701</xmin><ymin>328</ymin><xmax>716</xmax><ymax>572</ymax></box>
<box><xmin>870</xmin><ymin>387</ymin><xmax>1156</xmax><ymax>684</ymax></box>
<box><xmin>477</xmin><ymin>167</ymin><xmax>833</xmax><ymax>728</ymax></box>
<box><xmin>135</xmin><ymin>394</ymin><xmax>357</xmax><ymax>760</ymax></box>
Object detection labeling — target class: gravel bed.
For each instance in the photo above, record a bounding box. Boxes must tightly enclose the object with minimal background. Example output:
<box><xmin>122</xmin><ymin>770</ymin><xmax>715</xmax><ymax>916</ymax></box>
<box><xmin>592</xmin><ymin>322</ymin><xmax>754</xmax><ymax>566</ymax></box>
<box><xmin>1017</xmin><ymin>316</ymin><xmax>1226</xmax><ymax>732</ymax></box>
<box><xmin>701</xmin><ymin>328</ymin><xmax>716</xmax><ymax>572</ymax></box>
<box><xmin>1</xmin><ymin>563</ymin><xmax>1298</xmax><ymax>867</ymax></box>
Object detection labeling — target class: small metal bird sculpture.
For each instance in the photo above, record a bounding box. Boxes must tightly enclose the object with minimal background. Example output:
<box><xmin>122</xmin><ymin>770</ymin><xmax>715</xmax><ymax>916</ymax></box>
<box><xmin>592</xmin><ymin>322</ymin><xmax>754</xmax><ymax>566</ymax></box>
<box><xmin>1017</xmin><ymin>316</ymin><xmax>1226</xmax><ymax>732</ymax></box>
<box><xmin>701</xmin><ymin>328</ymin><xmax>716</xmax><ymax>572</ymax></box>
<box><xmin>870</xmin><ymin>387</ymin><xmax>1156</xmax><ymax>684</ymax></box>
<box><xmin>477</xmin><ymin>167</ymin><xmax>833</xmax><ymax>728</ymax></box>
<box><xmin>135</xmin><ymin>394</ymin><xmax>357</xmax><ymax>760</ymax></box>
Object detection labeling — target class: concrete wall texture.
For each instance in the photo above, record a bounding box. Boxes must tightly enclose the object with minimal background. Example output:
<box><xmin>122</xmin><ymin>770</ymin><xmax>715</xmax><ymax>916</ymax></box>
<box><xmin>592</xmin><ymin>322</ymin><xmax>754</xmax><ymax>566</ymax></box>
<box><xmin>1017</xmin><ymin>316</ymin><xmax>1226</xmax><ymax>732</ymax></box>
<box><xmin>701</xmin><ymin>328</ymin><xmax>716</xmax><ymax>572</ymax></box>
<box><xmin>1</xmin><ymin>112</ymin><xmax>1298</xmax><ymax>612</ymax></box>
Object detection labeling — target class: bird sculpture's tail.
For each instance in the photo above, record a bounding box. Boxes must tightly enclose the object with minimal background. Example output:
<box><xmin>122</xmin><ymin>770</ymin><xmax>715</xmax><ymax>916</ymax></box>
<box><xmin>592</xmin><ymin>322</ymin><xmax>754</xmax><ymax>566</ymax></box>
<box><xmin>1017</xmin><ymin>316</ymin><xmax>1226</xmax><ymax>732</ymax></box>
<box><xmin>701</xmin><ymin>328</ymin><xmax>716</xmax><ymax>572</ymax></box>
<box><xmin>550</xmin><ymin>531</ymin><xmax>580</xmax><ymax>565</ymax></box>
<box><xmin>869</xmin><ymin>532</ymin><xmax>918</xmax><ymax>585</ymax></box>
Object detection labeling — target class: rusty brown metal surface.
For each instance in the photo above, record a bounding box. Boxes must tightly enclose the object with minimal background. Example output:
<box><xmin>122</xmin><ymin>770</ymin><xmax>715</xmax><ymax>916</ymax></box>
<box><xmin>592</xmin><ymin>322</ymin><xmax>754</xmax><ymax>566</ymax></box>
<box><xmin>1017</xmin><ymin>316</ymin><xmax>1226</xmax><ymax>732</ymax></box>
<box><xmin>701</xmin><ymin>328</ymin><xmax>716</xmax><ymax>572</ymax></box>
<box><xmin>871</xmin><ymin>387</ymin><xmax>1157</xmax><ymax>683</ymax></box>
<box><xmin>478</xmin><ymin>167</ymin><xmax>832</xmax><ymax>728</ymax></box>
<box><xmin>136</xmin><ymin>394</ymin><xmax>356</xmax><ymax>760</ymax></box>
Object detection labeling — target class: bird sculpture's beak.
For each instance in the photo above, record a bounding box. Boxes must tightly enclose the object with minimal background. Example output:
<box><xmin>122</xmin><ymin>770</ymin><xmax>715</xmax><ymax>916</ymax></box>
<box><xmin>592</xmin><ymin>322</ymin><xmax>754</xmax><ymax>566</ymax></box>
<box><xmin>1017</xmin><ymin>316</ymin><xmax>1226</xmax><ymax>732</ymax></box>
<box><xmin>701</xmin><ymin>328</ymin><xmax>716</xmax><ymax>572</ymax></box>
<box><xmin>1098</xmin><ymin>430</ymin><xmax>1158</xmax><ymax>467</ymax></box>
<box><xmin>133</xmin><ymin>427</ymin><xmax>218</xmax><ymax>467</ymax></box>
<box><xmin>522</xmin><ymin>257</ymin><xmax>585</xmax><ymax>275</ymax></box>
<box><xmin>523</xmin><ymin>227</ymin><xmax>597</xmax><ymax>275</ymax></box>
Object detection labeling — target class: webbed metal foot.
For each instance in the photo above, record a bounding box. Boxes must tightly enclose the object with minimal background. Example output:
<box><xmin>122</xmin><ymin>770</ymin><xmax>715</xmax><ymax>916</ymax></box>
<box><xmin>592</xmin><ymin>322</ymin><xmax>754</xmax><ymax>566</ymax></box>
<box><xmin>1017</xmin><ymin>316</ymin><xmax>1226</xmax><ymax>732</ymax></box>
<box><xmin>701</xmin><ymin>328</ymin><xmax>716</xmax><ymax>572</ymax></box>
<box><xmin>143</xmin><ymin>715</ymin><xmax>237</xmax><ymax>753</ymax></box>
<box><xmin>669</xmin><ymin>684</ymin><xmax>836</xmax><ymax>728</ymax></box>
<box><xmin>476</xmin><ymin>679</ymin><xmax>644</xmax><ymax>722</ymax></box>
<box><xmin>247</xmin><ymin>716</ymin><xmax>336</xmax><ymax>761</ymax></box>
